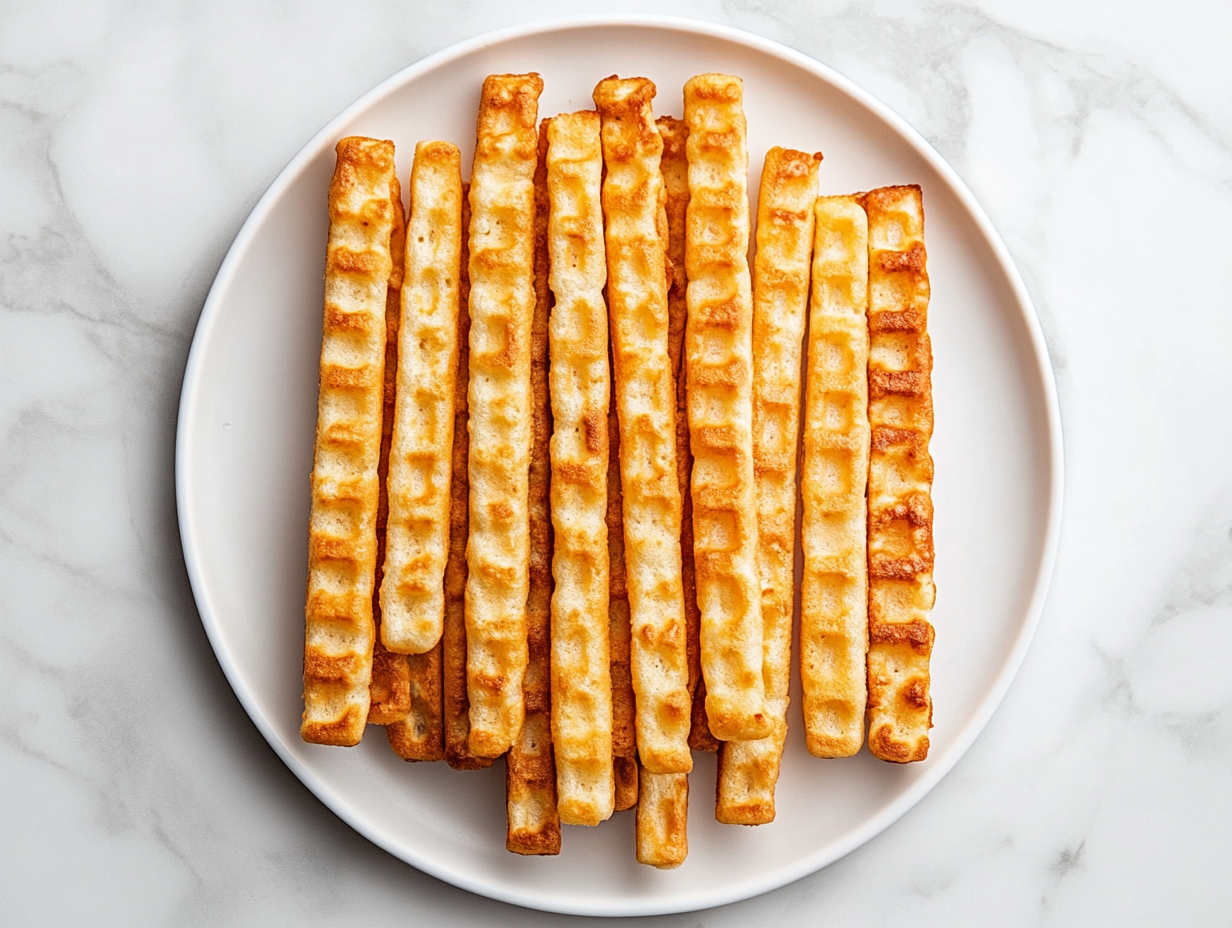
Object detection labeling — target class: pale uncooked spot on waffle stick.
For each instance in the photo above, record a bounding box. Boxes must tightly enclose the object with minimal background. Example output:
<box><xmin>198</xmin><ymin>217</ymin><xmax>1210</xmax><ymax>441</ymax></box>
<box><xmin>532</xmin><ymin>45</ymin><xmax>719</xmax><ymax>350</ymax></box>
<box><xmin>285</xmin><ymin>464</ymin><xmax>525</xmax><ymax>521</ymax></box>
<box><xmin>506</xmin><ymin>121</ymin><xmax>562</xmax><ymax>854</ymax></box>
<box><xmin>800</xmin><ymin>195</ymin><xmax>870</xmax><ymax>759</ymax></box>
<box><xmin>465</xmin><ymin>73</ymin><xmax>544</xmax><ymax>758</ymax></box>
<box><xmin>683</xmin><ymin>74</ymin><xmax>771</xmax><ymax>743</ymax></box>
<box><xmin>593</xmin><ymin>75</ymin><xmax>692</xmax><ymax>776</ymax></box>
<box><xmin>863</xmin><ymin>185</ymin><xmax>935</xmax><ymax>764</ymax></box>
<box><xmin>302</xmin><ymin>136</ymin><xmax>398</xmax><ymax>747</ymax></box>
<box><xmin>717</xmin><ymin>147</ymin><xmax>819</xmax><ymax>823</ymax></box>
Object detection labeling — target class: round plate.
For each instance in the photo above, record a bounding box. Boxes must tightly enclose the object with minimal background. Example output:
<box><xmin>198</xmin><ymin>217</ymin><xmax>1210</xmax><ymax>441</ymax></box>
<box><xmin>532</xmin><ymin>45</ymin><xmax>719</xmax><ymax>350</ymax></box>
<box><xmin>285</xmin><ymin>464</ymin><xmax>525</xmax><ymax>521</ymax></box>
<box><xmin>176</xmin><ymin>15</ymin><xmax>1062</xmax><ymax>917</ymax></box>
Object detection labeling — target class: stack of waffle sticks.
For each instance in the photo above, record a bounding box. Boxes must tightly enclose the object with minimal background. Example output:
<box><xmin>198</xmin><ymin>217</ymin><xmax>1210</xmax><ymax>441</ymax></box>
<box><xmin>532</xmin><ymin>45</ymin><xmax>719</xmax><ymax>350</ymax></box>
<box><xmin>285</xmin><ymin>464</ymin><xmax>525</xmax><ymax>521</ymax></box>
<box><xmin>301</xmin><ymin>71</ymin><xmax>935</xmax><ymax>867</ymax></box>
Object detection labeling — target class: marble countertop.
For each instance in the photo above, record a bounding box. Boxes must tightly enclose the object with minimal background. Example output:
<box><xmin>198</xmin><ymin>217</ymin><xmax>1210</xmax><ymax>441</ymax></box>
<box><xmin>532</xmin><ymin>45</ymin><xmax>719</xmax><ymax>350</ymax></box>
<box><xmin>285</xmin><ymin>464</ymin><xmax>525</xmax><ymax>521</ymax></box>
<box><xmin>3</xmin><ymin>1</ymin><xmax>1229</xmax><ymax>924</ymax></box>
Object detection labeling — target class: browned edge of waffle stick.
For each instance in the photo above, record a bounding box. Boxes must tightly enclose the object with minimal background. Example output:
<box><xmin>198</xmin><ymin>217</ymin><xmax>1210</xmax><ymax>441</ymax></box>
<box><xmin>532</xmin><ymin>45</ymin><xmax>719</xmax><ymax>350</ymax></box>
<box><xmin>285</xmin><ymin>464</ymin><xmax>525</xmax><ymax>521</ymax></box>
<box><xmin>682</xmin><ymin>73</ymin><xmax>771</xmax><ymax>743</ymax></box>
<box><xmin>716</xmin><ymin>147</ymin><xmax>819</xmax><ymax>824</ymax></box>
<box><xmin>862</xmin><ymin>184</ymin><xmax>935</xmax><ymax>764</ymax></box>
<box><xmin>507</xmin><ymin>119</ymin><xmax>562</xmax><ymax>854</ymax></box>
<box><xmin>370</xmin><ymin>165</ymin><xmax>412</xmax><ymax>728</ymax></box>
<box><xmin>607</xmin><ymin>347</ymin><xmax>637</xmax><ymax>812</ymax></box>
<box><xmin>465</xmin><ymin>72</ymin><xmax>544</xmax><ymax>758</ymax></box>
<box><xmin>799</xmin><ymin>193</ymin><xmax>870</xmax><ymax>759</ymax></box>
<box><xmin>593</xmin><ymin>74</ymin><xmax>692</xmax><ymax>776</ymax></box>
<box><xmin>443</xmin><ymin>182</ymin><xmax>494</xmax><ymax>771</ymax></box>
<box><xmin>302</xmin><ymin>136</ymin><xmax>397</xmax><ymax>747</ymax></box>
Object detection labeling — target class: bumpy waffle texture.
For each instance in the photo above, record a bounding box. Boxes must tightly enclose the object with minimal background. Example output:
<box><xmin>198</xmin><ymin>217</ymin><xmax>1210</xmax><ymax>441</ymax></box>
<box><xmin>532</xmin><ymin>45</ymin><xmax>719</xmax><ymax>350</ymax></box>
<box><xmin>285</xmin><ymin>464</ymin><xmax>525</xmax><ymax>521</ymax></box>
<box><xmin>302</xmin><ymin>137</ymin><xmax>397</xmax><ymax>746</ymax></box>
<box><xmin>544</xmin><ymin>111</ymin><xmax>615</xmax><ymax>826</ymax></box>
<box><xmin>717</xmin><ymin>148</ymin><xmax>819</xmax><ymax>822</ymax></box>
<box><xmin>369</xmin><ymin>169</ymin><xmax>412</xmax><ymax>726</ymax></box>
<box><xmin>636</xmin><ymin>770</ymin><xmax>688</xmax><ymax>869</ymax></box>
<box><xmin>443</xmin><ymin>184</ymin><xmax>494</xmax><ymax>771</ymax></box>
<box><xmin>683</xmin><ymin>74</ymin><xmax>770</xmax><ymax>742</ymax></box>
<box><xmin>862</xmin><ymin>185</ymin><xmax>935</xmax><ymax>764</ymax></box>
<box><xmin>465</xmin><ymin>73</ymin><xmax>544</xmax><ymax>757</ymax></box>
<box><xmin>800</xmin><ymin>195</ymin><xmax>870</xmax><ymax>758</ymax></box>
<box><xmin>507</xmin><ymin>122</ymin><xmax>562</xmax><ymax>854</ymax></box>
<box><xmin>593</xmin><ymin>76</ymin><xmax>692</xmax><ymax>775</ymax></box>
<box><xmin>381</xmin><ymin>142</ymin><xmax>463</xmax><ymax>655</ymax></box>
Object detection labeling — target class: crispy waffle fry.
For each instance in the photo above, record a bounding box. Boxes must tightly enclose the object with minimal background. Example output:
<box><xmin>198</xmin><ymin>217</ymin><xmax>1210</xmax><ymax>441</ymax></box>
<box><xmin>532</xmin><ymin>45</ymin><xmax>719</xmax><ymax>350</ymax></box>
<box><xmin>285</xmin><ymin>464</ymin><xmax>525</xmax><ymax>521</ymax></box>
<box><xmin>443</xmin><ymin>184</ymin><xmax>495</xmax><ymax>771</ymax></box>
<box><xmin>717</xmin><ymin>148</ymin><xmax>819</xmax><ymax>821</ymax></box>
<box><xmin>633</xmin><ymin>116</ymin><xmax>699</xmax><ymax>868</ymax></box>
<box><xmin>507</xmin><ymin>122</ymin><xmax>561</xmax><ymax>854</ymax></box>
<box><xmin>800</xmin><ymin>195</ymin><xmax>870</xmax><ymax>758</ymax></box>
<box><xmin>302</xmin><ymin>137</ymin><xmax>398</xmax><ymax>746</ymax></box>
<box><xmin>658</xmin><ymin>115</ymin><xmax>717</xmax><ymax>755</ymax></box>
<box><xmin>465</xmin><ymin>73</ymin><xmax>544</xmax><ymax>757</ymax></box>
<box><xmin>593</xmin><ymin>76</ymin><xmax>692</xmax><ymax>775</ymax></box>
<box><xmin>636</xmin><ymin>770</ymin><xmax>688</xmax><ymax>869</ymax></box>
<box><xmin>683</xmin><ymin>74</ymin><xmax>771</xmax><ymax>742</ymax></box>
<box><xmin>862</xmin><ymin>185</ymin><xmax>935</xmax><ymax>764</ymax></box>
<box><xmin>380</xmin><ymin>142</ymin><xmax>463</xmax><ymax>655</ymax></box>
<box><xmin>545</xmin><ymin>111</ymin><xmax>614</xmax><ymax>826</ymax></box>
<box><xmin>370</xmin><ymin>170</ymin><xmax>412</xmax><ymax>726</ymax></box>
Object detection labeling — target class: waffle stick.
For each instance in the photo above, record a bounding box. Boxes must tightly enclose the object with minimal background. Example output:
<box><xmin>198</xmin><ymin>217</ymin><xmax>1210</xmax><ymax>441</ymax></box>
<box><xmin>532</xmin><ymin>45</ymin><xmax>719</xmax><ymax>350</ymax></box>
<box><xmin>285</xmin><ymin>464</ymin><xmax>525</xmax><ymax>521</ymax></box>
<box><xmin>634</xmin><ymin>115</ymin><xmax>698</xmax><ymax>869</ymax></box>
<box><xmin>800</xmin><ymin>195</ymin><xmax>870</xmax><ymax>758</ymax></box>
<box><xmin>683</xmin><ymin>74</ymin><xmax>770</xmax><ymax>742</ymax></box>
<box><xmin>507</xmin><ymin>122</ymin><xmax>562</xmax><ymax>853</ymax></box>
<box><xmin>443</xmin><ymin>184</ymin><xmax>495</xmax><ymax>771</ymax></box>
<box><xmin>380</xmin><ymin>142</ymin><xmax>464</xmax><ymax>656</ymax></box>
<box><xmin>302</xmin><ymin>137</ymin><xmax>398</xmax><ymax>746</ymax></box>
<box><xmin>862</xmin><ymin>185</ymin><xmax>935</xmax><ymax>764</ymax></box>
<box><xmin>544</xmin><ymin>112</ymin><xmax>614</xmax><ymax>826</ymax></box>
<box><xmin>465</xmin><ymin>73</ymin><xmax>544</xmax><ymax>757</ymax></box>
<box><xmin>717</xmin><ymin>148</ymin><xmax>819</xmax><ymax>822</ymax></box>
<box><xmin>593</xmin><ymin>76</ymin><xmax>692</xmax><ymax>775</ymax></box>
<box><xmin>370</xmin><ymin>169</ymin><xmax>412</xmax><ymax>727</ymax></box>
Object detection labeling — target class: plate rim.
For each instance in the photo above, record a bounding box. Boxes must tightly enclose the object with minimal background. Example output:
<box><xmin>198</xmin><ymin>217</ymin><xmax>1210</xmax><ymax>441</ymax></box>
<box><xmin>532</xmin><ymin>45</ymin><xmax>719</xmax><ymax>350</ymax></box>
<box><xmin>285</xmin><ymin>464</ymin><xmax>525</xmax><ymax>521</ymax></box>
<box><xmin>175</xmin><ymin>13</ymin><xmax>1065</xmax><ymax>917</ymax></box>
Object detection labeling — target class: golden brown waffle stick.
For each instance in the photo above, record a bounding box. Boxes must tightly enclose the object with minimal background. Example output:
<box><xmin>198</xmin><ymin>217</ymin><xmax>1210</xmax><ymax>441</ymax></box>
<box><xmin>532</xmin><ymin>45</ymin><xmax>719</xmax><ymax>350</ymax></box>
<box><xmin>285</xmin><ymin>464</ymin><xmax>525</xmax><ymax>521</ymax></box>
<box><xmin>442</xmin><ymin>184</ymin><xmax>495</xmax><ymax>771</ymax></box>
<box><xmin>465</xmin><ymin>73</ymin><xmax>543</xmax><ymax>757</ymax></box>
<box><xmin>386</xmin><ymin>145</ymin><xmax>464</xmax><ymax>758</ymax></box>
<box><xmin>863</xmin><ymin>185</ymin><xmax>935</xmax><ymax>764</ymax></box>
<box><xmin>370</xmin><ymin>169</ymin><xmax>412</xmax><ymax>727</ymax></box>
<box><xmin>683</xmin><ymin>74</ymin><xmax>770</xmax><ymax>742</ymax></box>
<box><xmin>593</xmin><ymin>76</ymin><xmax>692</xmax><ymax>775</ymax></box>
<box><xmin>717</xmin><ymin>148</ymin><xmax>819</xmax><ymax>822</ymax></box>
<box><xmin>545</xmin><ymin>111</ymin><xmax>614</xmax><ymax>826</ymax></box>
<box><xmin>302</xmin><ymin>137</ymin><xmax>398</xmax><ymax>746</ymax></box>
<box><xmin>800</xmin><ymin>195</ymin><xmax>870</xmax><ymax>758</ymax></box>
<box><xmin>634</xmin><ymin>116</ymin><xmax>699</xmax><ymax>869</ymax></box>
<box><xmin>506</xmin><ymin>122</ymin><xmax>562</xmax><ymax>853</ymax></box>
<box><xmin>381</xmin><ymin>142</ymin><xmax>464</xmax><ymax>655</ymax></box>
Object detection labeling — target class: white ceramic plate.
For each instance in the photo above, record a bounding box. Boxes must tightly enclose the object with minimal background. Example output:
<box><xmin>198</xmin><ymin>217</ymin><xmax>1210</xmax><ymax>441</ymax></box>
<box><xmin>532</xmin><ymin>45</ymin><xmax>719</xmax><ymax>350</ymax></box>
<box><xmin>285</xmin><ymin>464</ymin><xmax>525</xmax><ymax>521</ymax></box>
<box><xmin>176</xmin><ymin>16</ymin><xmax>1062</xmax><ymax>917</ymax></box>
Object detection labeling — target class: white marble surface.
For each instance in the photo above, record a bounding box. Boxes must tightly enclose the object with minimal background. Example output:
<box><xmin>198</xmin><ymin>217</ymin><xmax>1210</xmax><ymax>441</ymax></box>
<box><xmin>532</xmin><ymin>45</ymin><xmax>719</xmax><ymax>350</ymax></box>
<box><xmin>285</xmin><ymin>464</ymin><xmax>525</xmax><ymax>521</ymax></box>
<box><xmin>2</xmin><ymin>1</ymin><xmax>1229</xmax><ymax>924</ymax></box>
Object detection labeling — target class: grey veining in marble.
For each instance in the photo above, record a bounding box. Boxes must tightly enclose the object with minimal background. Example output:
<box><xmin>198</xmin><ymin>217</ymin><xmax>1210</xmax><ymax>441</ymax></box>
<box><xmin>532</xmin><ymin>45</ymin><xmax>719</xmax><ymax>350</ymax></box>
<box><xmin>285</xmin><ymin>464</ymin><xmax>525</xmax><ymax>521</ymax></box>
<box><xmin>2</xmin><ymin>0</ymin><xmax>1230</xmax><ymax>924</ymax></box>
